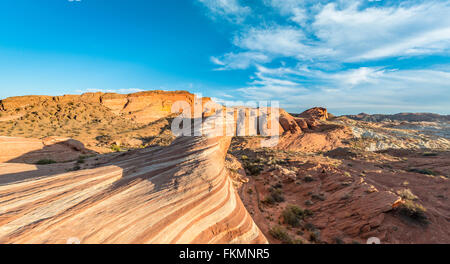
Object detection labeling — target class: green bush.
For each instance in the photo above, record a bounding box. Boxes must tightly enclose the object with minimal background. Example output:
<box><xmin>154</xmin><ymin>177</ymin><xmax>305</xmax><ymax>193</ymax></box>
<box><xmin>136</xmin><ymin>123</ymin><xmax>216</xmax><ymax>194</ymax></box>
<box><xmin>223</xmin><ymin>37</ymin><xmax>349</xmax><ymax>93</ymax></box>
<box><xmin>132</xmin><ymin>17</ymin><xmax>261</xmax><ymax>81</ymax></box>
<box><xmin>77</xmin><ymin>156</ymin><xmax>86</xmax><ymax>164</ymax></box>
<box><xmin>311</xmin><ymin>193</ymin><xmax>326</xmax><ymax>201</ymax></box>
<box><xmin>111</xmin><ymin>144</ymin><xmax>122</xmax><ymax>152</ymax></box>
<box><xmin>269</xmin><ymin>226</ymin><xmax>292</xmax><ymax>244</ymax></box>
<box><xmin>262</xmin><ymin>195</ymin><xmax>275</xmax><ymax>204</ymax></box>
<box><xmin>397</xmin><ymin>200</ymin><xmax>428</xmax><ymax>224</ymax></box>
<box><xmin>397</xmin><ymin>189</ymin><xmax>418</xmax><ymax>201</ymax></box>
<box><xmin>36</xmin><ymin>159</ymin><xmax>57</xmax><ymax>165</ymax></box>
<box><xmin>304</xmin><ymin>176</ymin><xmax>315</xmax><ymax>182</ymax></box>
<box><xmin>304</xmin><ymin>222</ymin><xmax>317</xmax><ymax>231</ymax></box>
<box><xmin>263</xmin><ymin>187</ymin><xmax>285</xmax><ymax>204</ymax></box>
<box><xmin>309</xmin><ymin>230</ymin><xmax>321</xmax><ymax>243</ymax></box>
<box><xmin>243</xmin><ymin>161</ymin><xmax>263</xmax><ymax>176</ymax></box>
<box><xmin>334</xmin><ymin>237</ymin><xmax>345</xmax><ymax>244</ymax></box>
<box><xmin>293</xmin><ymin>238</ymin><xmax>305</xmax><ymax>244</ymax></box>
<box><xmin>305</xmin><ymin>200</ymin><xmax>314</xmax><ymax>206</ymax></box>
<box><xmin>408</xmin><ymin>168</ymin><xmax>437</xmax><ymax>176</ymax></box>
<box><xmin>282</xmin><ymin>205</ymin><xmax>305</xmax><ymax>227</ymax></box>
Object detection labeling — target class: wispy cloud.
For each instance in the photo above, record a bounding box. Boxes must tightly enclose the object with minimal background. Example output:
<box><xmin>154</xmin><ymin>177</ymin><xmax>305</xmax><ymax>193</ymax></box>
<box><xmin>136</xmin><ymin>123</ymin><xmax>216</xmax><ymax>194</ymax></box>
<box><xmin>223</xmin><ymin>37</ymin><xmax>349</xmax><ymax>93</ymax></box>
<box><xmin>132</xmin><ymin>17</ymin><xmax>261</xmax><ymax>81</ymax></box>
<box><xmin>211</xmin><ymin>51</ymin><xmax>271</xmax><ymax>70</ymax></box>
<box><xmin>197</xmin><ymin>0</ymin><xmax>251</xmax><ymax>23</ymax></box>
<box><xmin>218</xmin><ymin>1</ymin><xmax>450</xmax><ymax>68</ymax></box>
<box><xmin>237</xmin><ymin>64</ymin><xmax>450</xmax><ymax>114</ymax></box>
<box><xmin>197</xmin><ymin>0</ymin><xmax>450</xmax><ymax>113</ymax></box>
<box><xmin>314</xmin><ymin>1</ymin><xmax>450</xmax><ymax>61</ymax></box>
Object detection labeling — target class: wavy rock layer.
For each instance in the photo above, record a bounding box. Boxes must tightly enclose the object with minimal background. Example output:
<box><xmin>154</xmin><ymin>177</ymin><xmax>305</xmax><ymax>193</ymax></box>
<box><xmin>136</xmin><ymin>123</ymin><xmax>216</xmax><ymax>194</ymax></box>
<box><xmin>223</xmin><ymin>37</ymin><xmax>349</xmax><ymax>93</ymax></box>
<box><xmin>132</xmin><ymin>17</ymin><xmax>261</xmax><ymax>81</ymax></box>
<box><xmin>0</xmin><ymin>136</ymin><xmax>267</xmax><ymax>244</ymax></box>
<box><xmin>0</xmin><ymin>136</ymin><xmax>92</xmax><ymax>163</ymax></box>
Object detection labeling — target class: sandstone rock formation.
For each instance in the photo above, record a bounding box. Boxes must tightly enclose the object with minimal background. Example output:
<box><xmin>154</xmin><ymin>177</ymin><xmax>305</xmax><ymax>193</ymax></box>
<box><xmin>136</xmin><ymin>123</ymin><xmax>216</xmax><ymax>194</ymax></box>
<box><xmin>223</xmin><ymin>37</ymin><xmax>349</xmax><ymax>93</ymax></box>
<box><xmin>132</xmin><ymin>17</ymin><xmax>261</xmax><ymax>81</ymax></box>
<box><xmin>0</xmin><ymin>135</ymin><xmax>267</xmax><ymax>244</ymax></box>
<box><xmin>0</xmin><ymin>136</ymin><xmax>93</xmax><ymax>163</ymax></box>
<box><xmin>0</xmin><ymin>90</ymin><xmax>213</xmax><ymax>124</ymax></box>
<box><xmin>0</xmin><ymin>91</ymin><xmax>209</xmax><ymax>153</ymax></box>
<box><xmin>296</xmin><ymin>107</ymin><xmax>329</xmax><ymax>121</ymax></box>
<box><xmin>229</xmin><ymin>107</ymin><xmax>352</xmax><ymax>153</ymax></box>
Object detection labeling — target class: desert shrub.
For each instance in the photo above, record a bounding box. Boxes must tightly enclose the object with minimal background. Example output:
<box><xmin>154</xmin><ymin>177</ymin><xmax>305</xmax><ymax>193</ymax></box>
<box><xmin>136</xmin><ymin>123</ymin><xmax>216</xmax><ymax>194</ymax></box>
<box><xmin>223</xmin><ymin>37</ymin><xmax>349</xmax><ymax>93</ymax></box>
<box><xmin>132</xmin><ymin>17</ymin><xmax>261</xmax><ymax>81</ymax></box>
<box><xmin>397</xmin><ymin>200</ymin><xmax>429</xmax><ymax>224</ymax></box>
<box><xmin>305</xmin><ymin>200</ymin><xmax>314</xmax><ymax>206</ymax></box>
<box><xmin>96</xmin><ymin>134</ymin><xmax>112</xmax><ymax>144</ymax></box>
<box><xmin>111</xmin><ymin>144</ymin><xmax>122</xmax><ymax>152</ymax></box>
<box><xmin>243</xmin><ymin>161</ymin><xmax>263</xmax><ymax>176</ymax></box>
<box><xmin>309</xmin><ymin>230</ymin><xmax>321</xmax><ymax>243</ymax></box>
<box><xmin>304</xmin><ymin>222</ymin><xmax>317</xmax><ymax>231</ymax></box>
<box><xmin>269</xmin><ymin>226</ymin><xmax>292</xmax><ymax>244</ymax></box>
<box><xmin>262</xmin><ymin>195</ymin><xmax>275</xmax><ymax>204</ymax></box>
<box><xmin>422</xmin><ymin>152</ymin><xmax>438</xmax><ymax>157</ymax></box>
<box><xmin>304</xmin><ymin>209</ymin><xmax>314</xmax><ymax>216</ymax></box>
<box><xmin>263</xmin><ymin>187</ymin><xmax>285</xmax><ymax>204</ymax></box>
<box><xmin>36</xmin><ymin>159</ymin><xmax>57</xmax><ymax>165</ymax></box>
<box><xmin>397</xmin><ymin>189</ymin><xmax>418</xmax><ymax>201</ymax></box>
<box><xmin>67</xmin><ymin>165</ymin><xmax>81</xmax><ymax>172</ymax></box>
<box><xmin>282</xmin><ymin>205</ymin><xmax>305</xmax><ymax>227</ymax></box>
<box><xmin>304</xmin><ymin>175</ymin><xmax>315</xmax><ymax>182</ymax></box>
<box><xmin>341</xmin><ymin>181</ymin><xmax>352</xmax><ymax>187</ymax></box>
<box><xmin>408</xmin><ymin>168</ymin><xmax>437</xmax><ymax>176</ymax></box>
<box><xmin>76</xmin><ymin>156</ymin><xmax>86</xmax><ymax>164</ymax></box>
<box><xmin>311</xmin><ymin>193</ymin><xmax>326</xmax><ymax>201</ymax></box>
<box><xmin>293</xmin><ymin>238</ymin><xmax>305</xmax><ymax>244</ymax></box>
<box><xmin>334</xmin><ymin>237</ymin><xmax>345</xmax><ymax>244</ymax></box>
<box><xmin>341</xmin><ymin>193</ymin><xmax>351</xmax><ymax>200</ymax></box>
<box><xmin>272</xmin><ymin>183</ymin><xmax>283</xmax><ymax>189</ymax></box>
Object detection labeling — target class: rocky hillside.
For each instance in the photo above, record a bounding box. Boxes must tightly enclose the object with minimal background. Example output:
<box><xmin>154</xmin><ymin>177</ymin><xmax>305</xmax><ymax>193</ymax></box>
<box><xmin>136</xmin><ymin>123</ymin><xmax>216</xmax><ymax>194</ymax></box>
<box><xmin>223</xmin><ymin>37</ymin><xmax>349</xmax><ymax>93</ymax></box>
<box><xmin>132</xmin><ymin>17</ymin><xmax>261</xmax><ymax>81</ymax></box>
<box><xmin>228</xmin><ymin>107</ymin><xmax>450</xmax><ymax>244</ymax></box>
<box><xmin>344</xmin><ymin>112</ymin><xmax>450</xmax><ymax>123</ymax></box>
<box><xmin>230</xmin><ymin>143</ymin><xmax>449</xmax><ymax>244</ymax></box>
<box><xmin>0</xmin><ymin>91</ymin><xmax>213</xmax><ymax>152</ymax></box>
<box><xmin>342</xmin><ymin>112</ymin><xmax>450</xmax><ymax>143</ymax></box>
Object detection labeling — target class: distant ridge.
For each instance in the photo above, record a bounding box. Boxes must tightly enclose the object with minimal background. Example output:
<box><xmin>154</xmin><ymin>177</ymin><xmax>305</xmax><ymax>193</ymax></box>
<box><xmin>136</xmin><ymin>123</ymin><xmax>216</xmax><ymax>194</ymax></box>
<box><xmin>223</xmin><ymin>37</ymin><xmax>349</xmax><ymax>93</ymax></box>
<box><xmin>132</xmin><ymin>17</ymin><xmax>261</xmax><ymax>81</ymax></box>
<box><xmin>343</xmin><ymin>112</ymin><xmax>450</xmax><ymax>122</ymax></box>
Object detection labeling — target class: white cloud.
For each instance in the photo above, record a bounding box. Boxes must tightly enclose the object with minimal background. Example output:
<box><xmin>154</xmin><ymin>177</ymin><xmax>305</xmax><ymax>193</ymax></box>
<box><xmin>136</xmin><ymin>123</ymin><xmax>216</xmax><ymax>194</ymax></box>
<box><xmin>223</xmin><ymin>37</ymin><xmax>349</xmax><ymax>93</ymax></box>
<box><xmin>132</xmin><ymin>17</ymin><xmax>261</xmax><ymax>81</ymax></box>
<box><xmin>201</xmin><ymin>0</ymin><xmax>450</xmax><ymax>113</ymax></box>
<box><xmin>328</xmin><ymin>67</ymin><xmax>386</xmax><ymax>86</ymax></box>
<box><xmin>267</xmin><ymin>0</ymin><xmax>309</xmax><ymax>25</ymax></box>
<box><xmin>197</xmin><ymin>0</ymin><xmax>251</xmax><ymax>22</ymax></box>
<box><xmin>236</xmin><ymin>64</ymin><xmax>450</xmax><ymax>114</ymax></box>
<box><xmin>216</xmin><ymin>1</ymin><xmax>450</xmax><ymax>68</ymax></box>
<box><xmin>237</xmin><ymin>85</ymin><xmax>304</xmax><ymax>100</ymax></box>
<box><xmin>234</xmin><ymin>27</ymin><xmax>307</xmax><ymax>57</ymax></box>
<box><xmin>224</xmin><ymin>26</ymin><xmax>334</xmax><ymax>69</ymax></box>
<box><xmin>250</xmin><ymin>73</ymin><xmax>299</xmax><ymax>87</ymax></box>
<box><xmin>211</xmin><ymin>52</ymin><xmax>271</xmax><ymax>70</ymax></box>
<box><xmin>313</xmin><ymin>1</ymin><xmax>450</xmax><ymax>61</ymax></box>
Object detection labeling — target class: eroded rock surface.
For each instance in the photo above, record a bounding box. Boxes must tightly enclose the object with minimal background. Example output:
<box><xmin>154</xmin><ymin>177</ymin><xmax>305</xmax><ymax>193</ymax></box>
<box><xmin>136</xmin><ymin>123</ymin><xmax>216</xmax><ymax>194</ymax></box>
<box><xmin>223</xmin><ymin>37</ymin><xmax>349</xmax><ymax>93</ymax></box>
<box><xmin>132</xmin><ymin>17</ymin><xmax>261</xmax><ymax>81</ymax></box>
<box><xmin>0</xmin><ymin>136</ymin><xmax>93</xmax><ymax>163</ymax></box>
<box><xmin>0</xmin><ymin>135</ymin><xmax>267</xmax><ymax>244</ymax></box>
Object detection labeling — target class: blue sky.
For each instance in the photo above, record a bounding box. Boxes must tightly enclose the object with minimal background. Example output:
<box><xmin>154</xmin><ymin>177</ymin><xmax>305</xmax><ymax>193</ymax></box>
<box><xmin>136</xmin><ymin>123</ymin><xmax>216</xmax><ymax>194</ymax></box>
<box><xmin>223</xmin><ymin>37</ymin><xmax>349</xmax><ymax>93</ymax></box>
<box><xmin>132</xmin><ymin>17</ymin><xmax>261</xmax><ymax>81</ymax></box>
<box><xmin>0</xmin><ymin>0</ymin><xmax>449</xmax><ymax>115</ymax></box>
